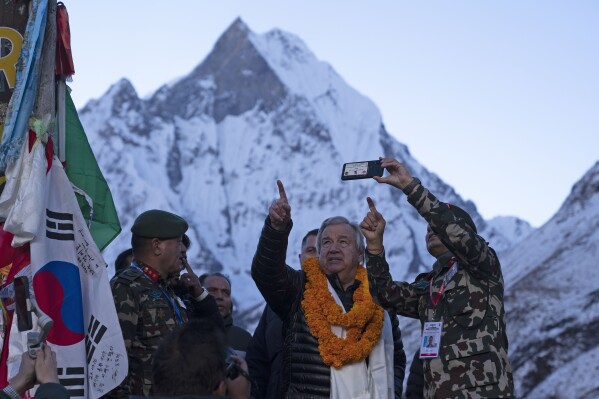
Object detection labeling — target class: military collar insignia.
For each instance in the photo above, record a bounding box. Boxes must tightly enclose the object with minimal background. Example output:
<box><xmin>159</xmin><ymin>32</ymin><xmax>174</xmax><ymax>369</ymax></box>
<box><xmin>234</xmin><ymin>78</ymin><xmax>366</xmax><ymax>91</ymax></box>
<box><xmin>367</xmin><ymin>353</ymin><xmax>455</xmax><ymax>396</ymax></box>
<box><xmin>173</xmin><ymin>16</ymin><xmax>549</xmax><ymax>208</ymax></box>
<box><xmin>133</xmin><ymin>260</ymin><xmax>161</xmax><ymax>282</ymax></box>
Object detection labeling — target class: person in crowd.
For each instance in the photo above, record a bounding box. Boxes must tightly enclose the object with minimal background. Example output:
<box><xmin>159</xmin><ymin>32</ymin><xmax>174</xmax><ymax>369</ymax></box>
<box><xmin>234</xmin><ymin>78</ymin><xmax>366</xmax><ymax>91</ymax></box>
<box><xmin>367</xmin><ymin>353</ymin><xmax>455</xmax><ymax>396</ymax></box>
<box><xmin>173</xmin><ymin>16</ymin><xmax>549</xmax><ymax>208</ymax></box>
<box><xmin>1</xmin><ymin>347</ymin><xmax>68</xmax><ymax>399</ymax></box>
<box><xmin>246</xmin><ymin>228</ymin><xmax>319</xmax><ymax>399</ymax></box>
<box><xmin>361</xmin><ymin>157</ymin><xmax>515</xmax><ymax>398</ymax></box>
<box><xmin>113</xmin><ymin>248</ymin><xmax>133</xmax><ymax>277</ymax></box>
<box><xmin>130</xmin><ymin>319</ymin><xmax>251</xmax><ymax>399</ymax></box>
<box><xmin>107</xmin><ymin>210</ymin><xmax>220</xmax><ymax>398</ymax></box>
<box><xmin>200</xmin><ymin>272</ymin><xmax>252</xmax><ymax>355</ymax></box>
<box><xmin>251</xmin><ymin>181</ymin><xmax>406</xmax><ymax>398</ymax></box>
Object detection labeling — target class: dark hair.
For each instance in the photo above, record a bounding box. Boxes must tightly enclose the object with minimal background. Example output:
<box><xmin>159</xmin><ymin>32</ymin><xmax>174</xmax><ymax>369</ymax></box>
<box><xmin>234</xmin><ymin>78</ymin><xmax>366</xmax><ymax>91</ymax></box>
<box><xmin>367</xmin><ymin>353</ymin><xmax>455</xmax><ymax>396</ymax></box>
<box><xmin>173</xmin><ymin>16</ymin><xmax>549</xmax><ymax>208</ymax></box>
<box><xmin>301</xmin><ymin>229</ymin><xmax>319</xmax><ymax>248</ymax></box>
<box><xmin>182</xmin><ymin>233</ymin><xmax>191</xmax><ymax>249</ymax></box>
<box><xmin>199</xmin><ymin>272</ymin><xmax>232</xmax><ymax>290</ymax></box>
<box><xmin>152</xmin><ymin>319</ymin><xmax>227</xmax><ymax>395</ymax></box>
<box><xmin>114</xmin><ymin>248</ymin><xmax>133</xmax><ymax>274</ymax></box>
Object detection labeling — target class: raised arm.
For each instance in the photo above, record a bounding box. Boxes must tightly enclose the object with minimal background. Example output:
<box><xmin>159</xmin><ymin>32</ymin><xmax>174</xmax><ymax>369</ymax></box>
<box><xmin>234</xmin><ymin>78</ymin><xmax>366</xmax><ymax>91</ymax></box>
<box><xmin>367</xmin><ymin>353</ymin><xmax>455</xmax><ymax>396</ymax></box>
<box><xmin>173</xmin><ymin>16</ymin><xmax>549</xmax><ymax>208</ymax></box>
<box><xmin>251</xmin><ymin>180</ymin><xmax>302</xmax><ymax>319</ymax></box>
<box><xmin>361</xmin><ymin>197</ymin><xmax>420</xmax><ymax>318</ymax></box>
<box><xmin>376</xmin><ymin>157</ymin><xmax>500</xmax><ymax>278</ymax></box>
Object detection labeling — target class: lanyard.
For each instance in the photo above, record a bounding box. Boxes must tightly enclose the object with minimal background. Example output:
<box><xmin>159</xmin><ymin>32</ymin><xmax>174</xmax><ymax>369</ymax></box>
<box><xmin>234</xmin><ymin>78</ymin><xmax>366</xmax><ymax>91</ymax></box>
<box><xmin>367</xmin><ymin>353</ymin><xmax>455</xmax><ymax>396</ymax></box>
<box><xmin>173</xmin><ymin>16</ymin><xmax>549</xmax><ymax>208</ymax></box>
<box><xmin>429</xmin><ymin>257</ymin><xmax>458</xmax><ymax>306</ymax></box>
<box><xmin>158</xmin><ymin>286</ymin><xmax>183</xmax><ymax>326</ymax></box>
<box><xmin>132</xmin><ymin>265</ymin><xmax>184</xmax><ymax>326</ymax></box>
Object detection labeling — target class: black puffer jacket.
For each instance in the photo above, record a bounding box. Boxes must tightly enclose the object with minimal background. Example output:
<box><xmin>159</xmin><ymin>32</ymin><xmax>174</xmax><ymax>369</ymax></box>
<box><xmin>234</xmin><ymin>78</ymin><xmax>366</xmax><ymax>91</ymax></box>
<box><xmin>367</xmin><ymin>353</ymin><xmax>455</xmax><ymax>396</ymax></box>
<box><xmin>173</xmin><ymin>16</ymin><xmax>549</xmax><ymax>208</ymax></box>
<box><xmin>246</xmin><ymin>305</ymin><xmax>284</xmax><ymax>399</ymax></box>
<box><xmin>405</xmin><ymin>350</ymin><xmax>424</xmax><ymax>399</ymax></box>
<box><xmin>251</xmin><ymin>218</ymin><xmax>406</xmax><ymax>398</ymax></box>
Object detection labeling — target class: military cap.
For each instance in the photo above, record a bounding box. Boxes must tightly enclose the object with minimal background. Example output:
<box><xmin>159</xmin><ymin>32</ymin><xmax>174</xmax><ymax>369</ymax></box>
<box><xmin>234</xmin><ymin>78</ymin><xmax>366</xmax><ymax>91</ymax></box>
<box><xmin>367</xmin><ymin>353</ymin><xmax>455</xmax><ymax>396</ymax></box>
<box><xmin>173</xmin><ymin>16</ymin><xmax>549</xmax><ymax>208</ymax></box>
<box><xmin>447</xmin><ymin>204</ymin><xmax>477</xmax><ymax>233</ymax></box>
<box><xmin>131</xmin><ymin>209</ymin><xmax>188</xmax><ymax>238</ymax></box>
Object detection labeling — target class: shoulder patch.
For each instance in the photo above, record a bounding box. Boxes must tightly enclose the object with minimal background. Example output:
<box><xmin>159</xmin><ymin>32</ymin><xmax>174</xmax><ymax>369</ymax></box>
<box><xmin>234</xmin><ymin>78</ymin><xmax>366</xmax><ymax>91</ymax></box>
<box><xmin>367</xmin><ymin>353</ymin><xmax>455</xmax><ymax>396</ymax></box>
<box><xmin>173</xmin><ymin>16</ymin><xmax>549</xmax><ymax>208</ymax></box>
<box><xmin>114</xmin><ymin>267</ymin><xmax>143</xmax><ymax>284</ymax></box>
<box><xmin>412</xmin><ymin>272</ymin><xmax>432</xmax><ymax>291</ymax></box>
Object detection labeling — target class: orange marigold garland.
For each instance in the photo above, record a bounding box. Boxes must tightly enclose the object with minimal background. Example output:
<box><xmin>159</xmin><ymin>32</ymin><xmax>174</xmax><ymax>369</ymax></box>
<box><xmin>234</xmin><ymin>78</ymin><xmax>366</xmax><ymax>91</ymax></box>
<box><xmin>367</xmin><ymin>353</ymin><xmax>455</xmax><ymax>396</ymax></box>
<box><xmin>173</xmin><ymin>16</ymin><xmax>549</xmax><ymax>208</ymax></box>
<box><xmin>301</xmin><ymin>257</ymin><xmax>385</xmax><ymax>368</ymax></box>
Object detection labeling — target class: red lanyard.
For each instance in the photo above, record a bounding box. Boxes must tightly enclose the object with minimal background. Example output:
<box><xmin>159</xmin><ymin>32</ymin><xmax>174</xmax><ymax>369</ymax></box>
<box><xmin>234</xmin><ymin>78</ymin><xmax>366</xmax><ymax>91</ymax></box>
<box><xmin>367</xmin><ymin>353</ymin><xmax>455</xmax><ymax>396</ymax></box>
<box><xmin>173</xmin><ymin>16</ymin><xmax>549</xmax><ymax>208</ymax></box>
<box><xmin>429</xmin><ymin>257</ymin><xmax>457</xmax><ymax>306</ymax></box>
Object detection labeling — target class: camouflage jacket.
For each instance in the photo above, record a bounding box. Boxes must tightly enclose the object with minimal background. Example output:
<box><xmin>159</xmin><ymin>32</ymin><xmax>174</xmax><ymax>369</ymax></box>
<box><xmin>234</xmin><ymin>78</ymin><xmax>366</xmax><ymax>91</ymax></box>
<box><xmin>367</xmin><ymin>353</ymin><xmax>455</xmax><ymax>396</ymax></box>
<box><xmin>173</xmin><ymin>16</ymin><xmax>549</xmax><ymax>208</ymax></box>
<box><xmin>106</xmin><ymin>265</ymin><xmax>219</xmax><ymax>398</ymax></box>
<box><xmin>366</xmin><ymin>184</ymin><xmax>515</xmax><ymax>398</ymax></box>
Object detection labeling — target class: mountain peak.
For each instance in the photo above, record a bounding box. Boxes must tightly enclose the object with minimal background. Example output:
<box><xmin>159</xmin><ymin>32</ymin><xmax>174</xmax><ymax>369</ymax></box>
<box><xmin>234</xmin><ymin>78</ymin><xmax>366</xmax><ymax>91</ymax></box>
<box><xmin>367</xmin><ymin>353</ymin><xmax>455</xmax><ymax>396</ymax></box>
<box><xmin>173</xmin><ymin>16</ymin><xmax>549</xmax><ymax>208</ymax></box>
<box><xmin>152</xmin><ymin>19</ymin><xmax>287</xmax><ymax>123</ymax></box>
<box><xmin>107</xmin><ymin>78</ymin><xmax>138</xmax><ymax>99</ymax></box>
<box><xmin>557</xmin><ymin>160</ymin><xmax>599</xmax><ymax>221</ymax></box>
<box><xmin>502</xmin><ymin>160</ymin><xmax>599</xmax><ymax>396</ymax></box>
<box><xmin>224</xmin><ymin>17</ymin><xmax>250</xmax><ymax>36</ymax></box>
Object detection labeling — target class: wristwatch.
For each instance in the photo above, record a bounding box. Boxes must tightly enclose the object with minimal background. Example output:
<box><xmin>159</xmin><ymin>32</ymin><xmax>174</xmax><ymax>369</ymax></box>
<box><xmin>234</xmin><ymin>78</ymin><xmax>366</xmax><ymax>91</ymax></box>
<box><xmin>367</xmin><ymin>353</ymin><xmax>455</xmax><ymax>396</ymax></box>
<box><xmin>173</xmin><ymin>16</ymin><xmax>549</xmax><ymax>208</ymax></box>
<box><xmin>402</xmin><ymin>177</ymin><xmax>421</xmax><ymax>195</ymax></box>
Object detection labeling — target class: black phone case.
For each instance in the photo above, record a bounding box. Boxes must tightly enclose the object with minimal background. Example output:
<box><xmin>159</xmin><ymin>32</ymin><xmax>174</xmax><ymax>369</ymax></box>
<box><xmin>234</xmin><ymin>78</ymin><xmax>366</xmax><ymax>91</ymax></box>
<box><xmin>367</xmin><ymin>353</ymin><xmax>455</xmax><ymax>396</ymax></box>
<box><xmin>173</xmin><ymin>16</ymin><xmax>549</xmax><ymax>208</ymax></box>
<box><xmin>14</xmin><ymin>276</ymin><xmax>33</xmax><ymax>331</ymax></box>
<box><xmin>341</xmin><ymin>160</ymin><xmax>383</xmax><ymax>180</ymax></box>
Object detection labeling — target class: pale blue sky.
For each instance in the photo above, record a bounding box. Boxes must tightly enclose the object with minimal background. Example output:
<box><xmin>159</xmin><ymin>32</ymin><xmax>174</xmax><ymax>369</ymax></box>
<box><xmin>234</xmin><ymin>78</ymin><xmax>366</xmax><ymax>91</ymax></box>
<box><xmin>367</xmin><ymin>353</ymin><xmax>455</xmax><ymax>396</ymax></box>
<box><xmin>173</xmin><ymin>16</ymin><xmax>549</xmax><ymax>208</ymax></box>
<box><xmin>66</xmin><ymin>1</ymin><xmax>599</xmax><ymax>227</ymax></box>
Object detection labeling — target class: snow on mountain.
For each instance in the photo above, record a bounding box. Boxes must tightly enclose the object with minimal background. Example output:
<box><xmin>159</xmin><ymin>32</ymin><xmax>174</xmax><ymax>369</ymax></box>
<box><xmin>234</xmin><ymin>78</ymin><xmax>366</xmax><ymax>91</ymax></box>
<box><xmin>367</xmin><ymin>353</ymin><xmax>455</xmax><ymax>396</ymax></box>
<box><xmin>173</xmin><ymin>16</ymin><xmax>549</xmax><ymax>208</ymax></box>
<box><xmin>79</xmin><ymin>18</ymin><xmax>531</xmax><ymax>343</ymax></box>
<box><xmin>487</xmin><ymin>215</ymin><xmax>534</xmax><ymax>254</ymax></box>
<box><xmin>502</xmin><ymin>161</ymin><xmax>599</xmax><ymax>397</ymax></box>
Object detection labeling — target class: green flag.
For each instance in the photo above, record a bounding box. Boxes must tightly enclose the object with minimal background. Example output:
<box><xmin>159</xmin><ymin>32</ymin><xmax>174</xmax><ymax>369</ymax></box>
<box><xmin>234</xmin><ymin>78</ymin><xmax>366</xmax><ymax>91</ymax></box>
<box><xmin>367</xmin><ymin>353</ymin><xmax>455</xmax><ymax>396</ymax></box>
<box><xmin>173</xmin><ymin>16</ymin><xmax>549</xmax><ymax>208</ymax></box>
<box><xmin>64</xmin><ymin>89</ymin><xmax>121</xmax><ymax>251</ymax></box>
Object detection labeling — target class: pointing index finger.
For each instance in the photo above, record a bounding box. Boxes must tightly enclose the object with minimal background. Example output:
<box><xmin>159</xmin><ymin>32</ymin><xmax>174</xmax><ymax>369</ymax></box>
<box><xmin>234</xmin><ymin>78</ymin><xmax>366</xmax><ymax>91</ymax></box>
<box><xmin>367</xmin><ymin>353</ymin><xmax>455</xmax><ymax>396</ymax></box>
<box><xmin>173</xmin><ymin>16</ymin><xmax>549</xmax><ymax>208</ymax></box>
<box><xmin>277</xmin><ymin>180</ymin><xmax>288</xmax><ymax>201</ymax></box>
<box><xmin>366</xmin><ymin>196</ymin><xmax>377</xmax><ymax>213</ymax></box>
<box><xmin>183</xmin><ymin>260</ymin><xmax>195</xmax><ymax>276</ymax></box>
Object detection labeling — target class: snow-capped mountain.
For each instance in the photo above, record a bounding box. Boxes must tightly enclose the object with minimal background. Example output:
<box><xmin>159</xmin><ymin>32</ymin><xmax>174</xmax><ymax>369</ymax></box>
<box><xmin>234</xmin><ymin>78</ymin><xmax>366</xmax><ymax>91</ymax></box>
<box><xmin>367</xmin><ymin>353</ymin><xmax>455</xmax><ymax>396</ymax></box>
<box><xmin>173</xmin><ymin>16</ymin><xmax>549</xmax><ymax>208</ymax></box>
<box><xmin>79</xmin><ymin>18</ymin><xmax>529</xmax><ymax>324</ymax></box>
<box><xmin>74</xmin><ymin>17</ymin><xmax>557</xmax><ymax>393</ymax></box>
<box><xmin>502</xmin><ymin>161</ymin><xmax>599</xmax><ymax>398</ymax></box>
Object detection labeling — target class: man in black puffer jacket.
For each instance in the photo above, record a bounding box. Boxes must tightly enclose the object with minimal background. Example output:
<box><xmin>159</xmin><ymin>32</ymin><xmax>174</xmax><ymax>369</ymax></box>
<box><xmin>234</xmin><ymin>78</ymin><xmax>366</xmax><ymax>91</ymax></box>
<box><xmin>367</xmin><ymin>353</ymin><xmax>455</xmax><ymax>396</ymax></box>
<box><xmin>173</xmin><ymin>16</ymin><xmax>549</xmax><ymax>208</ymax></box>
<box><xmin>251</xmin><ymin>181</ymin><xmax>406</xmax><ymax>398</ymax></box>
<box><xmin>246</xmin><ymin>229</ymin><xmax>318</xmax><ymax>399</ymax></box>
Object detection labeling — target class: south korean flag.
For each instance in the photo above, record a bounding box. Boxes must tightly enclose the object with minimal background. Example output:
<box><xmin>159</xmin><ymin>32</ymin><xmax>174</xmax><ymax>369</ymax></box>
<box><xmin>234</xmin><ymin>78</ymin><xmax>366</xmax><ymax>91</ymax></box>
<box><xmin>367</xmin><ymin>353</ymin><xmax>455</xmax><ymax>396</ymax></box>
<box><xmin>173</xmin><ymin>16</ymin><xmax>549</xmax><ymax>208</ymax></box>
<box><xmin>28</xmin><ymin>159</ymin><xmax>128</xmax><ymax>398</ymax></box>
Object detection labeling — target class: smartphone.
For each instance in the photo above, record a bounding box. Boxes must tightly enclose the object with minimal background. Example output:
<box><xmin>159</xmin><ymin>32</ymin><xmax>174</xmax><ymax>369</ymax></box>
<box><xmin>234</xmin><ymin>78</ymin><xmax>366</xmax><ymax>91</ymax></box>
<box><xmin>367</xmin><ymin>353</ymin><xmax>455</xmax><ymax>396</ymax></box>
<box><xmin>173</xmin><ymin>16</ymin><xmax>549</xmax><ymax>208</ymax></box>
<box><xmin>225</xmin><ymin>347</ymin><xmax>241</xmax><ymax>380</ymax></box>
<box><xmin>14</xmin><ymin>276</ymin><xmax>33</xmax><ymax>331</ymax></box>
<box><xmin>341</xmin><ymin>160</ymin><xmax>383</xmax><ymax>180</ymax></box>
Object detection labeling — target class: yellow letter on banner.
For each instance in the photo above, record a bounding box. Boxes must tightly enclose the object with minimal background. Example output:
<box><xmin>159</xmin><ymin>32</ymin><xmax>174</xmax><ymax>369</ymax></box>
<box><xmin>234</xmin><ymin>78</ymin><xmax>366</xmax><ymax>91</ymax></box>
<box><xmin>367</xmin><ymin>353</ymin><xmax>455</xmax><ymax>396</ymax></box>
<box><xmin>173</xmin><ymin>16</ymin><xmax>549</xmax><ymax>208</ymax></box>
<box><xmin>0</xmin><ymin>27</ymin><xmax>24</xmax><ymax>89</ymax></box>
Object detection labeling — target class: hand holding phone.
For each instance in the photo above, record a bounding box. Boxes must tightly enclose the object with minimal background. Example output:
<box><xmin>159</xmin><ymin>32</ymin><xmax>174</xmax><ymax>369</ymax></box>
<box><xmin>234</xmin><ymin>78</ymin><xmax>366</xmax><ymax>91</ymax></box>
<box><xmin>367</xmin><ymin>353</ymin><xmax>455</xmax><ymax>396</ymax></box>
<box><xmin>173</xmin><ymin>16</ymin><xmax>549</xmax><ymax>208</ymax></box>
<box><xmin>341</xmin><ymin>160</ymin><xmax>384</xmax><ymax>180</ymax></box>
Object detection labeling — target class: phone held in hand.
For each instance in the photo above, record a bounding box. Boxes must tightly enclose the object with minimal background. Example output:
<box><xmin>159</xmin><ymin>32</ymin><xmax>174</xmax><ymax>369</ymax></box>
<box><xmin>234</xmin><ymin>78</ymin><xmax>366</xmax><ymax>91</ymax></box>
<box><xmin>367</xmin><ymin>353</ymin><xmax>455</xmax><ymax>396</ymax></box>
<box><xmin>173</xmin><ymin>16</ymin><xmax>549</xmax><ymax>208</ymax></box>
<box><xmin>14</xmin><ymin>276</ymin><xmax>33</xmax><ymax>332</ymax></box>
<box><xmin>341</xmin><ymin>160</ymin><xmax>383</xmax><ymax>180</ymax></box>
<box><xmin>225</xmin><ymin>347</ymin><xmax>241</xmax><ymax>380</ymax></box>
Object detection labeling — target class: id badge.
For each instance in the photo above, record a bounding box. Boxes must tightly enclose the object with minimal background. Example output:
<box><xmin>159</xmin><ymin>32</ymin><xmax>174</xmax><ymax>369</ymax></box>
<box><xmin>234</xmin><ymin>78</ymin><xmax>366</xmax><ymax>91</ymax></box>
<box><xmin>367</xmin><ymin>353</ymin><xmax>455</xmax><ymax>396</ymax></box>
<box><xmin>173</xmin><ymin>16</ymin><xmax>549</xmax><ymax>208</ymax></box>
<box><xmin>419</xmin><ymin>320</ymin><xmax>443</xmax><ymax>359</ymax></box>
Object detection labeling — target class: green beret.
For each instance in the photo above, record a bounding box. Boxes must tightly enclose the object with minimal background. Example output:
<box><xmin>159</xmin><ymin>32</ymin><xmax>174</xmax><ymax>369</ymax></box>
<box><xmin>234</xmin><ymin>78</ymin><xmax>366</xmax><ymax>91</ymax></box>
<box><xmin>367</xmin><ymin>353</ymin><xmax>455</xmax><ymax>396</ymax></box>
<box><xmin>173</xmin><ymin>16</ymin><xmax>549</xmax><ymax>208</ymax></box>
<box><xmin>131</xmin><ymin>209</ymin><xmax>188</xmax><ymax>239</ymax></box>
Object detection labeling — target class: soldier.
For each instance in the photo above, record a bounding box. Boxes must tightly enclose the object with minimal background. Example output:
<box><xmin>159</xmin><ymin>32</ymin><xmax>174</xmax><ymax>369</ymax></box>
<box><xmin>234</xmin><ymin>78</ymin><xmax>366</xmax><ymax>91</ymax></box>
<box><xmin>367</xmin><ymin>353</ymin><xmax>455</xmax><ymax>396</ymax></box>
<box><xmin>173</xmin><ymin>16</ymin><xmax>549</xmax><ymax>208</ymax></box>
<box><xmin>361</xmin><ymin>157</ymin><xmax>515</xmax><ymax>398</ymax></box>
<box><xmin>107</xmin><ymin>210</ymin><xmax>219</xmax><ymax>398</ymax></box>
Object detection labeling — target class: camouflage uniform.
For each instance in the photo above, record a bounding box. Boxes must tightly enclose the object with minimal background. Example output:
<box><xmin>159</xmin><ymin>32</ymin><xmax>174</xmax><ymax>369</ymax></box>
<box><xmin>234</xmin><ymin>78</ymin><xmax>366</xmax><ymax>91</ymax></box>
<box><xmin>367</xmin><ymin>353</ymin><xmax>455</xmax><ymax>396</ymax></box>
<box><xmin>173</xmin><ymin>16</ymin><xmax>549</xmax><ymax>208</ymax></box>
<box><xmin>366</xmin><ymin>184</ymin><xmax>515</xmax><ymax>398</ymax></box>
<box><xmin>107</xmin><ymin>263</ymin><xmax>217</xmax><ymax>398</ymax></box>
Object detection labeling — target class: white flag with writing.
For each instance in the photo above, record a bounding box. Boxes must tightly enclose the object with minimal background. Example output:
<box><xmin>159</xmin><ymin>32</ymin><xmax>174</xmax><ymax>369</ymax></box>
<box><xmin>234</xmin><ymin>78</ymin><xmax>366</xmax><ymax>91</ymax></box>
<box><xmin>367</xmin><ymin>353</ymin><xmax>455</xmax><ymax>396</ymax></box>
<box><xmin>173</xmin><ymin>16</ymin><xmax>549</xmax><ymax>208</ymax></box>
<box><xmin>28</xmin><ymin>159</ymin><xmax>127</xmax><ymax>398</ymax></box>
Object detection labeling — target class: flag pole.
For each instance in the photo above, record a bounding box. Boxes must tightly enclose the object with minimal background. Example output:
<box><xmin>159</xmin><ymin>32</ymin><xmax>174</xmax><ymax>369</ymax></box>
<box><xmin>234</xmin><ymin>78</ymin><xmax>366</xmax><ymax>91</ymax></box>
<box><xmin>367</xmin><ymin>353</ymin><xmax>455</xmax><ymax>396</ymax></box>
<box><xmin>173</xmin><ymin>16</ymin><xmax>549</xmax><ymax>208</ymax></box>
<box><xmin>57</xmin><ymin>79</ymin><xmax>66</xmax><ymax>162</ymax></box>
